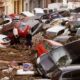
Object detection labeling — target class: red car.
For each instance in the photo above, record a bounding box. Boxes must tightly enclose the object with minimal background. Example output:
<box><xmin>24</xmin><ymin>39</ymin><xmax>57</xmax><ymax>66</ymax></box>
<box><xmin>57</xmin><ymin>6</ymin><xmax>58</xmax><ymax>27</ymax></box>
<box><xmin>1</xmin><ymin>17</ymin><xmax>42</xmax><ymax>39</ymax></box>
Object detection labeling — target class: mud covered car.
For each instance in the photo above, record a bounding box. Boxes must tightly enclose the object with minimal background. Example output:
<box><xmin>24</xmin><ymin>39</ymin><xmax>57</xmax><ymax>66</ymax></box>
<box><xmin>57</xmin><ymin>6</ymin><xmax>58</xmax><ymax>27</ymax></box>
<box><xmin>36</xmin><ymin>39</ymin><xmax>80</xmax><ymax>79</ymax></box>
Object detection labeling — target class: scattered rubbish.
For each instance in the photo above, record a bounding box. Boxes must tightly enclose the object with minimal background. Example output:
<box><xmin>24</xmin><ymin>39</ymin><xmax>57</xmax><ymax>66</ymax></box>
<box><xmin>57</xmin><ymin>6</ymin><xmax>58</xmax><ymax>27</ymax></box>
<box><xmin>2</xmin><ymin>67</ymin><xmax>13</xmax><ymax>73</ymax></box>
<box><xmin>23</xmin><ymin>63</ymin><xmax>33</xmax><ymax>71</ymax></box>
<box><xmin>16</xmin><ymin>69</ymin><xmax>35</xmax><ymax>75</ymax></box>
<box><xmin>0</xmin><ymin>77</ymin><xmax>9</xmax><ymax>80</ymax></box>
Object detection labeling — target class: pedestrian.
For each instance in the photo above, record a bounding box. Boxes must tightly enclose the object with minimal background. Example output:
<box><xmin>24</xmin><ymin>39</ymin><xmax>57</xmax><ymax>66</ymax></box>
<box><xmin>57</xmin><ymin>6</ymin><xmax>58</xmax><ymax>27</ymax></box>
<box><xmin>35</xmin><ymin>40</ymin><xmax>48</xmax><ymax>57</ymax></box>
<box><xmin>26</xmin><ymin>25</ymin><xmax>32</xmax><ymax>49</ymax></box>
<box><xmin>11</xmin><ymin>25</ymin><xmax>20</xmax><ymax>45</ymax></box>
<box><xmin>20</xmin><ymin>13</ymin><xmax>32</xmax><ymax>48</ymax></box>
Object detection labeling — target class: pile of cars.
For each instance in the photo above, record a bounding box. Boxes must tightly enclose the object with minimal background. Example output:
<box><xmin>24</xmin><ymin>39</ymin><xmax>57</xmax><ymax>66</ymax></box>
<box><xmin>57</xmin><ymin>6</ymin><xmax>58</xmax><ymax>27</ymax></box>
<box><xmin>0</xmin><ymin>7</ymin><xmax>80</xmax><ymax>80</ymax></box>
<box><xmin>36</xmin><ymin>39</ymin><xmax>80</xmax><ymax>80</ymax></box>
<box><xmin>33</xmin><ymin>8</ymin><xmax>80</xmax><ymax>80</ymax></box>
<box><xmin>0</xmin><ymin>10</ymin><xmax>45</xmax><ymax>47</ymax></box>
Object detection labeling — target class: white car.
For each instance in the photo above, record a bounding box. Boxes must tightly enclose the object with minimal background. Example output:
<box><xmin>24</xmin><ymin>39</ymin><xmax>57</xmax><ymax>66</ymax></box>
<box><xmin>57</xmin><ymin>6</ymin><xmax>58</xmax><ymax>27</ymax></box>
<box><xmin>0</xmin><ymin>34</ymin><xmax>10</xmax><ymax>48</ymax></box>
<box><xmin>46</xmin><ymin>25</ymin><xmax>65</xmax><ymax>36</ymax></box>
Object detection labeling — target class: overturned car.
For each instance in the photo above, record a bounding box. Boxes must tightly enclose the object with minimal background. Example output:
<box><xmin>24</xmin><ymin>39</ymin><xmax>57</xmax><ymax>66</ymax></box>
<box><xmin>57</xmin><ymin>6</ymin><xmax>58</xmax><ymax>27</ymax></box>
<box><xmin>36</xmin><ymin>39</ymin><xmax>80</xmax><ymax>79</ymax></box>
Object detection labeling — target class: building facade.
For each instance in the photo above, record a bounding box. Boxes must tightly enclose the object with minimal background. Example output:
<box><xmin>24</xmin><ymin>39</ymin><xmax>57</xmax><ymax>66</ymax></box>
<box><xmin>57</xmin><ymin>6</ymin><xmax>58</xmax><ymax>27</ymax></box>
<box><xmin>3</xmin><ymin>0</ymin><xmax>24</xmax><ymax>15</ymax></box>
<box><xmin>24</xmin><ymin>0</ymin><xmax>46</xmax><ymax>12</ymax></box>
<box><xmin>0</xmin><ymin>0</ymin><xmax>5</xmax><ymax>15</ymax></box>
<box><xmin>1</xmin><ymin>0</ymin><xmax>80</xmax><ymax>15</ymax></box>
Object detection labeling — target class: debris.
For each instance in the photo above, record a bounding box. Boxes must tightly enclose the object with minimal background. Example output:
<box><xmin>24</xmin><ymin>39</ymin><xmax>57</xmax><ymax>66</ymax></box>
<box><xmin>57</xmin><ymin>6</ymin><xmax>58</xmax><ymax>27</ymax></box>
<box><xmin>0</xmin><ymin>77</ymin><xmax>9</xmax><ymax>80</ymax></box>
<box><xmin>2</xmin><ymin>67</ymin><xmax>13</xmax><ymax>73</ymax></box>
<box><xmin>16</xmin><ymin>69</ymin><xmax>35</xmax><ymax>75</ymax></box>
<box><xmin>23</xmin><ymin>63</ymin><xmax>33</xmax><ymax>71</ymax></box>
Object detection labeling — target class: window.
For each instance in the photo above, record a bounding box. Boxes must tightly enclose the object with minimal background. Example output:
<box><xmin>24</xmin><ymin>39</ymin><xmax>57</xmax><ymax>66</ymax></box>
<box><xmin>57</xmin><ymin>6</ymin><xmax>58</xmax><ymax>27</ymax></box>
<box><xmin>14</xmin><ymin>1</ymin><xmax>19</xmax><ymax>14</ymax></box>
<box><xmin>51</xmin><ymin>0</ymin><xmax>63</xmax><ymax>3</ymax></box>
<box><xmin>51</xmin><ymin>0</ymin><xmax>55</xmax><ymax>3</ymax></box>
<box><xmin>58</xmin><ymin>0</ymin><xmax>62</xmax><ymax>2</ymax></box>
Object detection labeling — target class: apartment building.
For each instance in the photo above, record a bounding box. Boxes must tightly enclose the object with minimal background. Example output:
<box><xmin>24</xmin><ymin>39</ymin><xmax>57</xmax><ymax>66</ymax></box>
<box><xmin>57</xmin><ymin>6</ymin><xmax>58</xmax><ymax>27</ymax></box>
<box><xmin>3</xmin><ymin>0</ymin><xmax>24</xmax><ymax>15</ymax></box>
<box><xmin>0</xmin><ymin>0</ymin><xmax>5</xmax><ymax>15</ymax></box>
<box><xmin>24</xmin><ymin>0</ymin><xmax>46</xmax><ymax>12</ymax></box>
<box><xmin>23</xmin><ymin>0</ymin><xmax>63</xmax><ymax>12</ymax></box>
<box><xmin>1</xmin><ymin>0</ymin><xmax>80</xmax><ymax>15</ymax></box>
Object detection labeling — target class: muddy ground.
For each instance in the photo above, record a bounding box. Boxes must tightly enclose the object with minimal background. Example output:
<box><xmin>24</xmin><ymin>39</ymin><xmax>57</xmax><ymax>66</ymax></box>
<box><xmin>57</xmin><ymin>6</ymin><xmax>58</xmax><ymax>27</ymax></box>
<box><xmin>0</xmin><ymin>32</ymin><xmax>46</xmax><ymax>80</ymax></box>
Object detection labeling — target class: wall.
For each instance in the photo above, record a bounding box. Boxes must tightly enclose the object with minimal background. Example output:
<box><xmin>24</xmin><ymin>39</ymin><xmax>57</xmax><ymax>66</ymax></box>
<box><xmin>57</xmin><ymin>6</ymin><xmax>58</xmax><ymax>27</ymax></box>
<box><xmin>4</xmin><ymin>0</ymin><xmax>14</xmax><ymax>15</ymax></box>
<box><xmin>4</xmin><ymin>0</ymin><xmax>24</xmax><ymax>15</ymax></box>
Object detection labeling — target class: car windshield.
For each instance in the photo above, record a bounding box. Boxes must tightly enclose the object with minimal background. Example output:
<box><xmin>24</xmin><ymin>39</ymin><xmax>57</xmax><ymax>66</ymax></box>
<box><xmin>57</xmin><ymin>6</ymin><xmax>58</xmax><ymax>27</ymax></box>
<box><xmin>40</xmin><ymin>54</ymin><xmax>59</xmax><ymax>73</ymax></box>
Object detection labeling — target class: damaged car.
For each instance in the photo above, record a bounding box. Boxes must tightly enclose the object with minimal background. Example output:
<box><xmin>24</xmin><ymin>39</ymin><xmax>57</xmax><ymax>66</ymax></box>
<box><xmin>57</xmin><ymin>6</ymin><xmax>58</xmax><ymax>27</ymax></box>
<box><xmin>36</xmin><ymin>39</ymin><xmax>80</xmax><ymax>79</ymax></box>
<box><xmin>0</xmin><ymin>34</ymin><xmax>10</xmax><ymax>48</ymax></box>
<box><xmin>1</xmin><ymin>14</ymin><xmax>43</xmax><ymax>40</ymax></box>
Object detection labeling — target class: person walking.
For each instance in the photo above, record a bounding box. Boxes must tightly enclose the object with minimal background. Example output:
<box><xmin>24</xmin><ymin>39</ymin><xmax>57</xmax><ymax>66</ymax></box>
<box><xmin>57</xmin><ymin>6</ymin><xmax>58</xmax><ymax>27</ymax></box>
<box><xmin>12</xmin><ymin>26</ymin><xmax>20</xmax><ymax>45</ymax></box>
<box><xmin>26</xmin><ymin>25</ymin><xmax>32</xmax><ymax>49</ymax></box>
